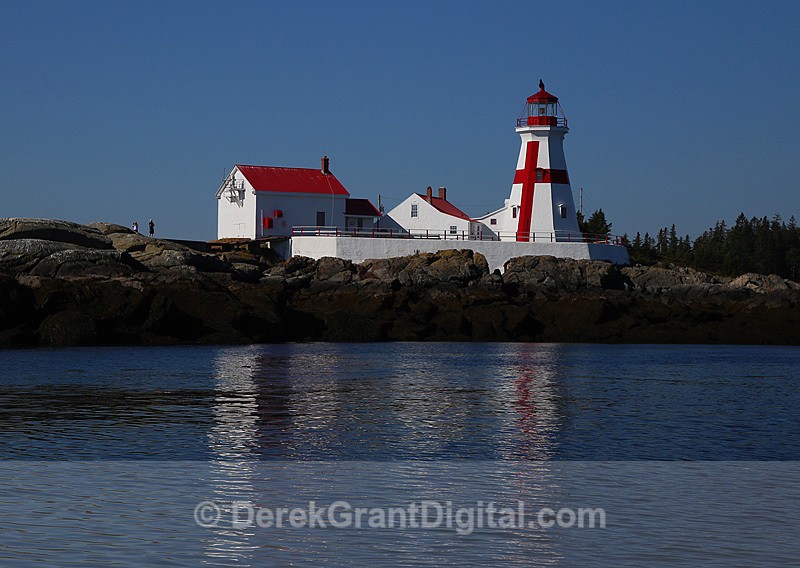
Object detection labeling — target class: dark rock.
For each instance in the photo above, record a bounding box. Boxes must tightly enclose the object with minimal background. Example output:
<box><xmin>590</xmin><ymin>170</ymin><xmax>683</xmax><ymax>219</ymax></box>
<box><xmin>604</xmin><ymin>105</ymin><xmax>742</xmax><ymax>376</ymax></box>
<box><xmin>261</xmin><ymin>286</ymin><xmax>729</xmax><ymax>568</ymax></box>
<box><xmin>504</xmin><ymin>256</ymin><xmax>629</xmax><ymax>294</ymax></box>
<box><xmin>0</xmin><ymin>239</ymin><xmax>80</xmax><ymax>274</ymax></box>
<box><xmin>108</xmin><ymin>232</ymin><xmax>150</xmax><ymax>253</ymax></box>
<box><xmin>0</xmin><ymin>239</ymin><xmax>143</xmax><ymax>278</ymax></box>
<box><xmin>360</xmin><ymin>249</ymin><xmax>488</xmax><ymax>286</ymax></box>
<box><xmin>622</xmin><ymin>264</ymin><xmax>719</xmax><ymax>293</ymax></box>
<box><xmin>38</xmin><ymin>310</ymin><xmax>99</xmax><ymax>347</ymax></box>
<box><xmin>231</xmin><ymin>263</ymin><xmax>263</xmax><ymax>283</ymax></box>
<box><xmin>130</xmin><ymin>241</ymin><xmax>232</xmax><ymax>273</ymax></box>
<box><xmin>0</xmin><ymin>218</ymin><xmax>113</xmax><ymax>249</ymax></box>
<box><xmin>728</xmin><ymin>273</ymin><xmax>799</xmax><ymax>293</ymax></box>
<box><xmin>0</xmin><ymin>274</ymin><xmax>36</xmax><ymax>344</ymax></box>
<box><xmin>87</xmin><ymin>222</ymin><xmax>135</xmax><ymax>236</ymax></box>
<box><xmin>3</xmin><ymin>220</ymin><xmax>800</xmax><ymax>347</ymax></box>
<box><xmin>29</xmin><ymin>249</ymin><xmax>143</xmax><ymax>278</ymax></box>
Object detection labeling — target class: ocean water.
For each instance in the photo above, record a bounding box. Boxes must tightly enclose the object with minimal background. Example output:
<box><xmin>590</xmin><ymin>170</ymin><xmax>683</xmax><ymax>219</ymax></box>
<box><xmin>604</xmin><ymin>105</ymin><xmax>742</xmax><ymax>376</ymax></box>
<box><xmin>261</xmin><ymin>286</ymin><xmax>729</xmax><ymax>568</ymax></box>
<box><xmin>1</xmin><ymin>343</ymin><xmax>799</xmax><ymax>566</ymax></box>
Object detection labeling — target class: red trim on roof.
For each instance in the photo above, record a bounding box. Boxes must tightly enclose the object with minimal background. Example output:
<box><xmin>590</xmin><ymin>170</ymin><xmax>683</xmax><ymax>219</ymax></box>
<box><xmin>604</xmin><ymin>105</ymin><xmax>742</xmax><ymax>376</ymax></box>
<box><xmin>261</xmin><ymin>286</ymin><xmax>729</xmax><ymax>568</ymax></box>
<box><xmin>236</xmin><ymin>165</ymin><xmax>349</xmax><ymax>196</ymax></box>
<box><xmin>416</xmin><ymin>194</ymin><xmax>472</xmax><ymax>221</ymax></box>
<box><xmin>345</xmin><ymin>198</ymin><xmax>381</xmax><ymax>217</ymax></box>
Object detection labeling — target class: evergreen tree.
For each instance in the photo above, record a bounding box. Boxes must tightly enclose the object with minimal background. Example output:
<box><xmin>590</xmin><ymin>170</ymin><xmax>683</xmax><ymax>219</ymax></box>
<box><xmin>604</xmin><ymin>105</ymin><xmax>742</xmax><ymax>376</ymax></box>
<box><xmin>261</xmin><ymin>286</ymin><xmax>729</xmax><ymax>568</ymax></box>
<box><xmin>629</xmin><ymin>213</ymin><xmax>800</xmax><ymax>279</ymax></box>
<box><xmin>581</xmin><ymin>209</ymin><xmax>612</xmax><ymax>235</ymax></box>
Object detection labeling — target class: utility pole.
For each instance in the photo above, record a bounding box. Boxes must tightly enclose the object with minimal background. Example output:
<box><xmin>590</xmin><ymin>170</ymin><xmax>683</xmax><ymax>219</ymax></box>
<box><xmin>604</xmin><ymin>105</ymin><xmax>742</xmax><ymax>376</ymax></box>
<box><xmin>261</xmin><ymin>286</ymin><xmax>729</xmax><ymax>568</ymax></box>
<box><xmin>579</xmin><ymin>187</ymin><xmax>583</xmax><ymax>216</ymax></box>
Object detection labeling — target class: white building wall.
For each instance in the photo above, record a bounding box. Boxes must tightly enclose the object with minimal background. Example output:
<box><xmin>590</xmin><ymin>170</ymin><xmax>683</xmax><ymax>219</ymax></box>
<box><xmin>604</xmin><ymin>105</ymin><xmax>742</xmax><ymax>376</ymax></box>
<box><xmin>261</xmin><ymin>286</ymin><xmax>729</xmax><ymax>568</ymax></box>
<box><xmin>550</xmin><ymin>184</ymin><xmax>580</xmax><ymax>235</ymax></box>
<box><xmin>475</xmin><ymin>204</ymin><xmax>514</xmax><ymax>240</ymax></box>
<box><xmin>291</xmin><ymin>236</ymin><xmax>629</xmax><ymax>273</ymax></box>
<box><xmin>255</xmin><ymin>192</ymin><xmax>347</xmax><ymax>238</ymax></box>
<box><xmin>217</xmin><ymin>168</ymin><xmax>258</xmax><ymax>239</ymax></box>
<box><xmin>385</xmin><ymin>194</ymin><xmax>472</xmax><ymax>237</ymax></box>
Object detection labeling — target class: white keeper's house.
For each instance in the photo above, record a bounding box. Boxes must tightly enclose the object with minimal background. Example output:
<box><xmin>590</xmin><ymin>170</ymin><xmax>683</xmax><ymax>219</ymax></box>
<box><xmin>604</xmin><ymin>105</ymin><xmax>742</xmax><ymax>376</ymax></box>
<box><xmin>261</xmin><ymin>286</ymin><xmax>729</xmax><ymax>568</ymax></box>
<box><xmin>216</xmin><ymin>156</ymin><xmax>380</xmax><ymax>240</ymax></box>
<box><xmin>381</xmin><ymin>186</ymin><xmax>482</xmax><ymax>239</ymax></box>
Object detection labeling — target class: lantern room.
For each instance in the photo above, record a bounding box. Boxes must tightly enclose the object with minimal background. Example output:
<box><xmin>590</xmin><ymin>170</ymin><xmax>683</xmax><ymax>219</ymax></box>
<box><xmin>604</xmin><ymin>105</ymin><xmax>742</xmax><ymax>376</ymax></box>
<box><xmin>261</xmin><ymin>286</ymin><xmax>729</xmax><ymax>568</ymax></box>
<box><xmin>518</xmin><ymin>80</ymin><xmax>567</xmax><ymax>127</ymax></box>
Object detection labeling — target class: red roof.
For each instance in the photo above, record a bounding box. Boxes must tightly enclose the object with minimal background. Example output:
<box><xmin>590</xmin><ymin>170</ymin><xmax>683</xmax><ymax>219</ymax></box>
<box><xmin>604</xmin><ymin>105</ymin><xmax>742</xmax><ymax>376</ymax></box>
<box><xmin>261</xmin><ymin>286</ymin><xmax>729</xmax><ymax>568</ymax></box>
<box><xmin>527</xmin><ymin>81</ymin><xmax>558</xmax><ymax>103</ymax></box>
<box><xmin>527</xmin><ymin>88</ymin><xmax>558</xmax><ymax>103</ymax></box>
<box><xmin>345</xmin><ymin>198</ymin><xmax>381</xmax><ymax>217</ymax></box>
<box><xmin>236</xmin><ymin>165</ymin><xmax>349</xmax><ymax>196</ymax></box>
<box><xmin>416</xmin><ymin>194</ymin><xmax>472</xmax><ymax>221</ymax></box>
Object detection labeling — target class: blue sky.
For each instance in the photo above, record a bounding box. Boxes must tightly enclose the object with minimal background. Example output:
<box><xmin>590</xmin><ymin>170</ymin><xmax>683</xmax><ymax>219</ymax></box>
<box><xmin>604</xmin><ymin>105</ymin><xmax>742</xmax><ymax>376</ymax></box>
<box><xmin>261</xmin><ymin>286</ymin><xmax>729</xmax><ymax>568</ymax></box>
<box><xmin>2</xmin><ymin>1</ymin><xmax>799</xmax><ymax>240</ymax></box>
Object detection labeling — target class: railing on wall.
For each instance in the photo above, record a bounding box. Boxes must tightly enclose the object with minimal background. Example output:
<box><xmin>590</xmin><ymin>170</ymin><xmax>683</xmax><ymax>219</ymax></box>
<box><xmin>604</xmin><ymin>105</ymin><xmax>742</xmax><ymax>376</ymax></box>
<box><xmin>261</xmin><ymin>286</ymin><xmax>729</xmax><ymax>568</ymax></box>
<box><xmin>291</xmin><ymin>226</ymin><xmax>625</xmax><ymax>246</ymax></box>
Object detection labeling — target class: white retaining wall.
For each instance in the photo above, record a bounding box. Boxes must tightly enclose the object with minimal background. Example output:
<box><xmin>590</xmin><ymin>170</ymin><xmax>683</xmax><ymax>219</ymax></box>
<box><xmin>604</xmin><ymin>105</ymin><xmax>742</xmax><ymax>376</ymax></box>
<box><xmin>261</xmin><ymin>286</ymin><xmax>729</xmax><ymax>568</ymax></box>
<box><xmin>290</xmin><ymin>236</ymin><xmax>630</xmax><ymax>272</ymax></box>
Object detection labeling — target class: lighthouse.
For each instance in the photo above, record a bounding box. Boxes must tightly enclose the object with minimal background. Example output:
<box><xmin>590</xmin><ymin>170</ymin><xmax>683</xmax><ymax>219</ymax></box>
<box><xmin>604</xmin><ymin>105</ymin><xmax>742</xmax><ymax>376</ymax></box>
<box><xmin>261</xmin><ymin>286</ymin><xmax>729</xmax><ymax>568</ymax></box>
<box><xmin>476</xmin><ymin>80</ymin><xmax>581</xmax><ymax>242</ymax></box>
<box><xmin>512</xmin><ymin>80</ymin><xmax>580</xmax><ymax>241</ymax></box>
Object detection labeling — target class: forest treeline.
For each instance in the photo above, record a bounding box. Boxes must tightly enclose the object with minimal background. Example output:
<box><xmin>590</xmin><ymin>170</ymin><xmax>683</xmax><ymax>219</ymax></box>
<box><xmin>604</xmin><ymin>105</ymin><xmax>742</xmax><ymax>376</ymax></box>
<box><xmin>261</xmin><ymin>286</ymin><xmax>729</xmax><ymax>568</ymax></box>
<box><xmin>579</xmin><ymin>210</ymin><xmax>800</xmax><ymax>280</ymax></box>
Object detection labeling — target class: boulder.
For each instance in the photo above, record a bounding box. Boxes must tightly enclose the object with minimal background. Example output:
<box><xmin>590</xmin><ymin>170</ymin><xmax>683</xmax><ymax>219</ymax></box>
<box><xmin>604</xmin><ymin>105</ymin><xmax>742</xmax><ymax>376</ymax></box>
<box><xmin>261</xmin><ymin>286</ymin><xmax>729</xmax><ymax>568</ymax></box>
<box><xmin>503</xmin><ymin>256</ymin><xmax>628</xmax><ymax>294</ymax></box>
<box><xmin>0</xmin><ymin>273</ymin><xmax>35</xmax><ymax>336</ymax></box>
<box><xmin>622</xmin><ymin>264</ymin><xmax>719</xmax><ymax>293</ymax></box>
<box><xmin>728</xmin><ymin>273</ymin><xmax>798</xmax><ymax>293</ymax></box>
<box><xmin>0</xmin><ymin>218</ymin><xmax>113</xmax><ymax>249</ymax></box>
<box><xmin>314</xmin><ymin>257</ymin><xmax>356</xmax><ymax>284</ymax></box>
<box><xmin>109</xmin><ymin>232</ymin><xmax>151</xmax><ymax>253</ymax></box>
<box><xmin>360</xmin><ymin>249</ymin><xmax>488</xmax><ymax>286</ymax></box>
<box><xmin>38</xmin><ymin>310</ymin><xmax>99</xmax><ymax>347</ymax></box>
<box><xmin>130</xmin><ymin>241</ymin><xmax>232</xmax><ymax>273</ymax></box>
<box><xmin>87</xmin><ymin>222</ymin><xmax>135</xmax><ymax>236</ymax></box>
<box><xmin>28</xmin><ymin>249</ymin><xmax>142</xmax><ymax>278</ymax></box>
<box><xmin>0</xmin><ymin>239</ymin><xmax>143</xmax><ymax>278</ymax></box>
<box><xmin>0</xmin><ymin>239</ymin><xmax>81</xmax><ymax>275</ymax></box>
<box><xmin>231</xmin><ymin>262</ymin><xmax>262</xmax><ymax>282</ymax></box>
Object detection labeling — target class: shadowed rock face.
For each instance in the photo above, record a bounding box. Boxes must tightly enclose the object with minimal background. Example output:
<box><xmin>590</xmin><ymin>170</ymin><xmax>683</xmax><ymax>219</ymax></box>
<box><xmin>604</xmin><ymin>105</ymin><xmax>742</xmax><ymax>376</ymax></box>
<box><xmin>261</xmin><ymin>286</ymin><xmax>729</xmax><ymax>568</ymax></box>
<box><xmin>0</xmin><ymin>218</ymin><xmax>113</xmax><ymax>249</ymax></box>
<box><xmin>0</xmin><ymin>218</ymin><xmax>799</xmax><ymax>347</ymax></box>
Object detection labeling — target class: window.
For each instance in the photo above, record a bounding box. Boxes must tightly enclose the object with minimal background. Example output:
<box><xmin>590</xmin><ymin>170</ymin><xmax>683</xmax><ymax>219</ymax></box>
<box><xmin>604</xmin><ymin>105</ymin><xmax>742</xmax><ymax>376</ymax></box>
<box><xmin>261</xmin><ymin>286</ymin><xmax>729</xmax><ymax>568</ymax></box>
<box><xmin>450</xmin><ymin>225</ymin><xmax>457</xmax><ymax>235</ymax></box>
<box><xmin>411</xmin><ymin>203</ymin><xmax>418</xmax><ymax>218</ymax></box>
<box><xmin>536</xmin><ymin>168</ymin><xmax>544</xmax><ymax>182</ymax></box>
<box><xmin>490</xmin><ymin>218</ymin><xmax>497</xmax><ymax>225</ymax></box>
<box><xmin>559</xmin><ymin>205</ymin><xmax>568</xmax><ymax>219</ymax></box>
<box><xmin>512</xmin><ymin>207</ymin><xmax>517</xmax><ymax>219</ymax></box>
<box><xmin>316</xmin><ymin>211</ymin><xmax>326</xmax><ymax>226</ymax></box>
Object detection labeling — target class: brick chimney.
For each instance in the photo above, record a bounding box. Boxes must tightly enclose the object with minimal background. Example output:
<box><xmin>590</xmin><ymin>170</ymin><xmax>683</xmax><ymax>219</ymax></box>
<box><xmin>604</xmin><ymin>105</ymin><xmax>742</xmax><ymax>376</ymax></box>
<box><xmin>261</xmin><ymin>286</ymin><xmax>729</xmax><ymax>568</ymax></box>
<box><xmin>425</xmin><ymin>185</ymin><xmax>433</xmax><ymax>203</ymax></box>
<box><xmin>321</xmin><ymin>155</ymin><xmax>330</xmax><ymax>175</ymax></box>
<box><xmin>438</xmin><ymin>186</ymin><xmax>447</xmax><ymax>201</ymax></box>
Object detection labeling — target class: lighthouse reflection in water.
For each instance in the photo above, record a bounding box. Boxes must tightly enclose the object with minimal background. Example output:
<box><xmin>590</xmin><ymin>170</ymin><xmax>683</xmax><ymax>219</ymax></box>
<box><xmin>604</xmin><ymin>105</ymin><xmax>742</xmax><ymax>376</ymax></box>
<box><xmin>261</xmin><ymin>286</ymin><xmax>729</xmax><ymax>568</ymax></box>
<box><xmin>208</xmin><ymin>343</ymin><xmax>565</xmax><ymax>460</ymax></box>
<box><xmin>204</xmin><ymin>343</ymin><xmax>567</xmax><ymax>565</ymax></box>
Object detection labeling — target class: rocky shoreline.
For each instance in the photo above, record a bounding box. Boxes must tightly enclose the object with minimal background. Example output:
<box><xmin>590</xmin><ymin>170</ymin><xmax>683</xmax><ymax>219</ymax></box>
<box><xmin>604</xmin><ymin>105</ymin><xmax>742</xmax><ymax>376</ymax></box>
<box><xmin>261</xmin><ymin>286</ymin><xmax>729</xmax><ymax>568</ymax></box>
<box><xmin>1</xmin><ymin>218</ymin><xmax>799</xmax><ymax>347</ymax></box>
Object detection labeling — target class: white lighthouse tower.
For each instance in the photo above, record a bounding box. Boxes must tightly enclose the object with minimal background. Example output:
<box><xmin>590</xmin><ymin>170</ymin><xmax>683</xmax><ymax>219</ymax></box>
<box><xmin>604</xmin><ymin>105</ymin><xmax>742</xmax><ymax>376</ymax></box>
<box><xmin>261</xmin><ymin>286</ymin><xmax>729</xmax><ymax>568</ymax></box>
<box><xmin>477</xmin><ymin>80</ymin><xmax>581</xmax><ymax>242</ymax></box>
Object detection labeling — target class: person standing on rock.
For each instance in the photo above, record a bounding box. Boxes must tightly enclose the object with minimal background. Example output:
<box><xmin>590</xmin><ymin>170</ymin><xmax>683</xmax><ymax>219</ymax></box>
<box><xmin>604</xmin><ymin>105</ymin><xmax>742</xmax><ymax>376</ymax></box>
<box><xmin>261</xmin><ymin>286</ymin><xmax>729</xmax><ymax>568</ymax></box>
<box><xmin>132</xmin><ymin>221</ymin><xmax>138</xmax><ymax>233</ymax></box>
<box><xmin>148</xmin><ymin>219</ymin><xmax>155</xmax><ymax>237</ymax></box>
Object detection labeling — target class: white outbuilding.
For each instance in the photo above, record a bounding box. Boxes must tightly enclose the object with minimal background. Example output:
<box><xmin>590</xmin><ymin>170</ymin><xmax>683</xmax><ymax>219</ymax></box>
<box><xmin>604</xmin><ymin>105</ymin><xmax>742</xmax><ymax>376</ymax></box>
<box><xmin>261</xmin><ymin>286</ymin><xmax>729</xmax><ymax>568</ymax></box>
<box><xmin>383</xmin><ymin>186</ymin><xmax>483</xmax><ymax>239</ymax></box>
<box><xmin>215</xmin><ymin>156</ymin><xmax>380</xmax><ymax>239</ymax></box>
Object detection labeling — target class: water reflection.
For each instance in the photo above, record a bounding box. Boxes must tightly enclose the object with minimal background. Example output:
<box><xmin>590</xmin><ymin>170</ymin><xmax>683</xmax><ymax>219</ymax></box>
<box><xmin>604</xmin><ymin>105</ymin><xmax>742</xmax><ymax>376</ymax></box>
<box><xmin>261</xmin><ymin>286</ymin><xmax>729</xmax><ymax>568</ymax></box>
<box><xmin>509</xmin><ymin>343</ymin><xmax>564</xmax><ymax>460</ymax></box>
<box><xmin>205</xmin><ymin>345</ymin><xmax>261</xmax><ymax>566</ymax></box>
<box><xmin>202</xmin><ymin>343</ymin><xmax>570</xmax><ymax>565</ymax></box>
